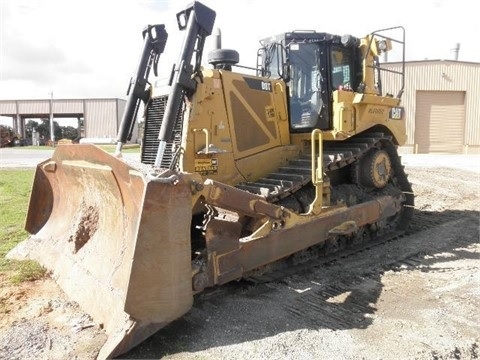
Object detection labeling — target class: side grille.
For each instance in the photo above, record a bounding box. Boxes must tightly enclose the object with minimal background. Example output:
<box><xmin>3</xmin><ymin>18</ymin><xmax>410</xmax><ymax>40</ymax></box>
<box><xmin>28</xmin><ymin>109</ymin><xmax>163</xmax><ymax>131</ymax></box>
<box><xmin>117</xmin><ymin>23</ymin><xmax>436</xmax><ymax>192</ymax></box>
<box><xmin>141</xmin><ymin>95</ymin><xmax>185</xmax><ymax>168</ymax></box>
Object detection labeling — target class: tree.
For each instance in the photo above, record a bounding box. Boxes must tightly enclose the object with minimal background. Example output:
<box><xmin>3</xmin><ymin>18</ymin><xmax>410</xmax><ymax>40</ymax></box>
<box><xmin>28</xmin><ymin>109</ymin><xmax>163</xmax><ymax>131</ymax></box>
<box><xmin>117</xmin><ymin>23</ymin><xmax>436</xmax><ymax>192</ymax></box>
<box><xmin>36</xmin><ymin>118</ymin><xmax>60</xmax><ymax>141</ymax></box>
<box><xmin>60</xmin><ymin>126</ymin><xmax>78</xmax><ymax>140</ymax></box>
<box><xmin>25</xmin><ymin>120</ymin><xmax>39</xmax><ymax>139</ymax></box>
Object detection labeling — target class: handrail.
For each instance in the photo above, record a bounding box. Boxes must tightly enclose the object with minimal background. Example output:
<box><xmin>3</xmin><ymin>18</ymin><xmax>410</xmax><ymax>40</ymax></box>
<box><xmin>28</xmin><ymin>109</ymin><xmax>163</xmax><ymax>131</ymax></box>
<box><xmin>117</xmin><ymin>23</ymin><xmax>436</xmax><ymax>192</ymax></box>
<box><xmin>193</xmin><ymin>128</ymin><xmax>210</xmax><ymax>153</ymax></box>
<box><xmin>308</xmin><ymin>129</ymin><xmax>324</xmax><ymax>215</ymax></box>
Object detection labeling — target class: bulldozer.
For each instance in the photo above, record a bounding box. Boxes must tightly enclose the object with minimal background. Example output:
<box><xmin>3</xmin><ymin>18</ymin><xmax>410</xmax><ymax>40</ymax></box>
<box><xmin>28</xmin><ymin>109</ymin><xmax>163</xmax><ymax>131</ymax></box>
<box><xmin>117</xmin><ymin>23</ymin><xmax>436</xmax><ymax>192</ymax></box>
<box><xmin>8</xmin><ymin>1</ymin><xmax>414</xmax><ymax>358</ymax></box>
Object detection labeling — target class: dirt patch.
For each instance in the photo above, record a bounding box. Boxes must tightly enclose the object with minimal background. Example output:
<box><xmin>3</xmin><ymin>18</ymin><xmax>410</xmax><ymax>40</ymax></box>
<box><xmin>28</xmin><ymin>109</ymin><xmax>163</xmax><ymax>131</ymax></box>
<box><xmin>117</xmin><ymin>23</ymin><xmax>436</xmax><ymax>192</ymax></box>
<box><xmin>0</xmin><ymin>274</ymin><xmax>106</xmax><ymax>360</ymax></box>
<box><xmin>1</xmin><ymin>160</ymin><xmax>479</xmax><ymax>360</ymax></box>
<box><xmin>68</xmin><ymin>202</ymin><xmax>99</xmax><ymax>254</ymax></box>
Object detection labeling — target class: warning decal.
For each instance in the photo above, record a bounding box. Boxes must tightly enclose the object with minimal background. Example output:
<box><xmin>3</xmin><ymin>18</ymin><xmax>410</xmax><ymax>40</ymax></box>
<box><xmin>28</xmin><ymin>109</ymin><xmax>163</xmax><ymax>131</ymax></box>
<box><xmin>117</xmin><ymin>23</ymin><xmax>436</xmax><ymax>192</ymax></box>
<box><xmin>194</xmin><ymin>158</ymin><xmax>218</xmax><ymax>175</ymax></box>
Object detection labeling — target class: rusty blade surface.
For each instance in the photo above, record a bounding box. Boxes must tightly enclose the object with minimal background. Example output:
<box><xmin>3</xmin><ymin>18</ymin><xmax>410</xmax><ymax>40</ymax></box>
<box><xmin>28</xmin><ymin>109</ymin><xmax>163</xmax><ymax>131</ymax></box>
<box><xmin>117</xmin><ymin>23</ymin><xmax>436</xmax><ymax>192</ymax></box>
<box><xmin>9</xmin><ymin>144</ymin><xmax>194</xmax><ymax>359</ymax></box>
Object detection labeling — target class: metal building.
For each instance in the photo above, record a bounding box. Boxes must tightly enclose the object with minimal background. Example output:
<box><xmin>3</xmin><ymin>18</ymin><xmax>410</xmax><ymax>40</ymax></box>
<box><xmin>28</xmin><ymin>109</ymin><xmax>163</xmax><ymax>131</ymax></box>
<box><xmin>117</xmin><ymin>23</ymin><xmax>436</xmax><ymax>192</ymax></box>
<box><xmin>382</xmin><ymin>60</ymin><xmax>480</xmax><ymax>154</ymax></box>
<box><xmin>0</xmin><ymin>98</ymin><xmax>135</xmax><ymax>143</ymax></box>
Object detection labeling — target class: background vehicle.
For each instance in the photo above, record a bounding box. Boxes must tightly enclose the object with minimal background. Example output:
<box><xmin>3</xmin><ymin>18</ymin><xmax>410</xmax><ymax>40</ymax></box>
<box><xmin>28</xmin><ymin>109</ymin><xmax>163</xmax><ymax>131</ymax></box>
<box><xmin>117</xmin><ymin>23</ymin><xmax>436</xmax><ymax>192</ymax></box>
<box><xmin>0</xmin><ymin>125</ymin><xmax>23</xmax><ymax>147</ymax></box>
<box><xmin>9</xmin><ymin>1</ymin><xmax>413</xmax><ymax>358</ymax></box>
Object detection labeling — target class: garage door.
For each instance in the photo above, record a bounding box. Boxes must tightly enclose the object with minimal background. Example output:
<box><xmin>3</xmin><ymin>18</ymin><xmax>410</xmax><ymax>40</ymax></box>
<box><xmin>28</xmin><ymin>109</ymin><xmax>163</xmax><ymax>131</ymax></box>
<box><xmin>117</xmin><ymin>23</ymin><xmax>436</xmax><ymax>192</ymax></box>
<box><xmin>414</xmin><ymin>91</ymin><xmax>465</xmax><ymax>153</ymax></box>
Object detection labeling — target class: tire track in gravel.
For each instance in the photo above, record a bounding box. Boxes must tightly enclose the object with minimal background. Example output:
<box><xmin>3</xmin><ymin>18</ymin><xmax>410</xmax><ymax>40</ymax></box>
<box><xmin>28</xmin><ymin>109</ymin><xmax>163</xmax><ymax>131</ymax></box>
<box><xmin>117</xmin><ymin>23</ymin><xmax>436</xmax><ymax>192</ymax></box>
<box><xmin>266</xmin><ymin>213</ymin><xmax>478</xmax><ymax>336</ymax></box>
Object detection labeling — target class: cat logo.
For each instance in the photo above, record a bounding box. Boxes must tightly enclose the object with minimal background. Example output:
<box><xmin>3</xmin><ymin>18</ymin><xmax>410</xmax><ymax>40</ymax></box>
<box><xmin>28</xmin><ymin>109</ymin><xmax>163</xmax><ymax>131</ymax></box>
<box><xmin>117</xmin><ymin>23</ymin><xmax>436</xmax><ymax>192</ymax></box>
<box><xmin>389</xmin><ymin>107</ymin><xmax>404</xmax><ymax>120</ymax></box>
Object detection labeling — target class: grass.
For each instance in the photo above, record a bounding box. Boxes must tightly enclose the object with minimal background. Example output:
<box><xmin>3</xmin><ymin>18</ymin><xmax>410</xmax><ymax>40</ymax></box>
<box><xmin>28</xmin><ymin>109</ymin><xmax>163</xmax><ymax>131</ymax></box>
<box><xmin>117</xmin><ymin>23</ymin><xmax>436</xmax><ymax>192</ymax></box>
<box><xmin>98</xmin><ymin>144</ymin><xmax>140</xmax><ymax>153</ymax></box>
<box><xmin>0</xmin><ymin>169</ymin><xmax>46</xmax><ymax>283</ymax></box>
<box><xmin>0</xmin><ymin>144</ymin><xmax>139</xmax><ymax>283</ymax></box>
<box><xmin>11</xmin><ymin>144</ymin><xmax>141</xmax><ymax>153</ymax></box>
<box><xmin>2</xmin><ymin>145</ymin><xmax>51</xmax><ymax>150</ymax></box>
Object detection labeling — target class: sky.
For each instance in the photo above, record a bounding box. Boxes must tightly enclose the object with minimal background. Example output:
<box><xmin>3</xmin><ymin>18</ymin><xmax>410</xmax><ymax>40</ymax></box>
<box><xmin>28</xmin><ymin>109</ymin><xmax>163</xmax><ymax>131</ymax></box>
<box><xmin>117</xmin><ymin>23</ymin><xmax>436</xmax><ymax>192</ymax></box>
<box><xmin>1</xmin><ymin>0</ymin><xmax>479</xmax><ymax>125</ymax></box>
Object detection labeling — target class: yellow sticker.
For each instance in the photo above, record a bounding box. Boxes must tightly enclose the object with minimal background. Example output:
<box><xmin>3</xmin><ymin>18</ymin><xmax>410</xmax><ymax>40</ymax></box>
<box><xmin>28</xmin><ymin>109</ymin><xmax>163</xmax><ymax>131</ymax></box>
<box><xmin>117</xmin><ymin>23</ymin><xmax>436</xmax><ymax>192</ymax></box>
<box><xmin>194</xmin><ymin>158</ymin><xmax>218</xmax><ymax>175</ymax></box>
<box><xmin>265</xmin><ymin>106</ymin><xmax>276</xmax><ymax>120</ymax></box>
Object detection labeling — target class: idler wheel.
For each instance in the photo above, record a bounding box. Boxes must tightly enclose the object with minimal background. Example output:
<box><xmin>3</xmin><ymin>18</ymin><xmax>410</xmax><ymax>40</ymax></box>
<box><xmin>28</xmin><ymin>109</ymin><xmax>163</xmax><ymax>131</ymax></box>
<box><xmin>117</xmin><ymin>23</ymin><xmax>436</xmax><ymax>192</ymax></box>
<box><xmin>359</xmin><ymin>149</ymin><xmax>391</xmax><ymax>188</ymax></box>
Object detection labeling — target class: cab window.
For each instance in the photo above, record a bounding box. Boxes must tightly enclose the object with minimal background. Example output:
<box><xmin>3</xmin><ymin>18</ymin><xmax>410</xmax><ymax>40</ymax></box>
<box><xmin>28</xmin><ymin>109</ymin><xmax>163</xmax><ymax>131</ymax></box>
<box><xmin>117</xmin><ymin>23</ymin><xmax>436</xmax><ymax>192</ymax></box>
<box><xmin>331</xmin><ymin>48</ymin><xmax>352</xmax><ymax>90</ymax></box>
<box><xmin>288</xmin><ymin>43</ymin><xmax>323</xmax><ymax>129</ymax></box>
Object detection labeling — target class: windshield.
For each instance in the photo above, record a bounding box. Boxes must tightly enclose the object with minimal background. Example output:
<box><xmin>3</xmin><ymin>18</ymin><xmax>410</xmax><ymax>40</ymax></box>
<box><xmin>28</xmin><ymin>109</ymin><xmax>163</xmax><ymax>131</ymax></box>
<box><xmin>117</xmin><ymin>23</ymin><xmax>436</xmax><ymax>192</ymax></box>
<box><xmin>288</xmin><ymin>43</ymin><xmax>323</xmax><ymax>129</ymax></box>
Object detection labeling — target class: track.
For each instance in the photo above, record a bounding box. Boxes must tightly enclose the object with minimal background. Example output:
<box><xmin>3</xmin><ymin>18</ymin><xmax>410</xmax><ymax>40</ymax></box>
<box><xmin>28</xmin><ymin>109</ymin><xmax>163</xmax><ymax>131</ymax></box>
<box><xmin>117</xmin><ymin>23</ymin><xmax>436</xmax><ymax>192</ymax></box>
<box><xmin>194</xmin><ymin>204</ymin><xmax>478</xmax><ymax>314</ymax></box>
<box><xmin>208</xmin><ymin>155</ymin><xmax>478</xmax><ymax>293</ymax></box>
<box><xmin>225</xmin><ymin>132</ymin><xmax>415</xmax><ymax>282</ymax></box>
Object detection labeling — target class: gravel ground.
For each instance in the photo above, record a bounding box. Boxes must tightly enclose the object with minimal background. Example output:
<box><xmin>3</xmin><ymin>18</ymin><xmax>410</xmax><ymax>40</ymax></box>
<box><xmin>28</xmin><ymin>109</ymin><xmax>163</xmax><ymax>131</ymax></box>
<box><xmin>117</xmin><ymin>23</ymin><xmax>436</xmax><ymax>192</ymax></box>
<box><xmin>1</xmin><ymin>155</ymin><xmax>479</xmax><ymax>360</ymax></box>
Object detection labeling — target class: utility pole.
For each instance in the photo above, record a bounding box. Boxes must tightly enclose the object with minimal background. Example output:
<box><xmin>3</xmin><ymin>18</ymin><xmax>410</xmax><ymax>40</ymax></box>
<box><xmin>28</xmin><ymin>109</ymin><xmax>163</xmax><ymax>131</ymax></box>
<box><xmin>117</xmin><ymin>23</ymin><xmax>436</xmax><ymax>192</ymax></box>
<box><xmin>49</xmin><ymin>91</ymin><xmax>55</xmax><ymax>146</ymax></box>
<box><xmin>450</xmin><ymin>43</ymin><xmax>460</xmax><ymax>61</ymax></box>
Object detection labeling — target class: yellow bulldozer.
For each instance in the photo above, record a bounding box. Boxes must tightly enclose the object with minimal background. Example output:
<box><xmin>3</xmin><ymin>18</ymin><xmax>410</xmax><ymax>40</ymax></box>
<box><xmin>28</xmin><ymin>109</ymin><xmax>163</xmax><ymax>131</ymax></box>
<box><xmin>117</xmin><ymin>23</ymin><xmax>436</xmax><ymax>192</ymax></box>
<box><xmin>9</xmin><ymin>1</ymin><xmax>414</xmax><ymax>358</ymax></box>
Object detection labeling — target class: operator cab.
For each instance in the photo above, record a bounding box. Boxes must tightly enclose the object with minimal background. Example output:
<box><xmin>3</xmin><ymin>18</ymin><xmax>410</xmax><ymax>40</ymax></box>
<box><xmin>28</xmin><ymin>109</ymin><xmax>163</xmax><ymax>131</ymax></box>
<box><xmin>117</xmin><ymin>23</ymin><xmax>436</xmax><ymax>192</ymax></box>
<box><xmin>257</xmin><ymin>31</ymin><xmax>362</xmax><ymax>132</ymax></box>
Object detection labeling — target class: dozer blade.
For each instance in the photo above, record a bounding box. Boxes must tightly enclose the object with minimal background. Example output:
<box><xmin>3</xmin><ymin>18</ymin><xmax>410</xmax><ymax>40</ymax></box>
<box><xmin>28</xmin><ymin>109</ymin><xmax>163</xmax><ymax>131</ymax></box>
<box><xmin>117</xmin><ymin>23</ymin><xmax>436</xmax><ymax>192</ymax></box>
<box><xmin>8</xmin><ymin>144</ymin><xmax>193</xmax><ymax>359</ymax></box>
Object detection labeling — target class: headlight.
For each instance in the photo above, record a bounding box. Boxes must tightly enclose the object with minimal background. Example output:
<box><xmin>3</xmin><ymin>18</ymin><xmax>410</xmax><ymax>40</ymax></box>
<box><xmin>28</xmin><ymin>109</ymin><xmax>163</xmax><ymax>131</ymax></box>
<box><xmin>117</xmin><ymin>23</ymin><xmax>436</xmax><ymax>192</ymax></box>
<box><xmin>378</xmin><ymin>40</ymin><xmax>388</xmax><ymax>52</ymax></box>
